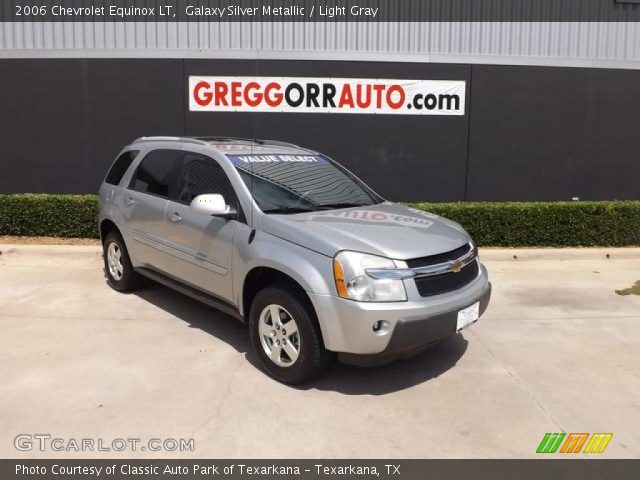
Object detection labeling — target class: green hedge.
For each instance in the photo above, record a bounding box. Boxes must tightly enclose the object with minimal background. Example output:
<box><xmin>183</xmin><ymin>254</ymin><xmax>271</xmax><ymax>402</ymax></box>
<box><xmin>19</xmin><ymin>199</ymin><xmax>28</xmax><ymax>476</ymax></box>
<box><xmin>0</xmin><ymin>195</ymin><xmax>638</xmax><ymax>246</ymax></box>
<box><xmin>0</xmin><ymin>194</ymin><xmax>100</xmax><ymax>238</ymax></box>
<box><xmin>408</xmin><ymin>201</ymin><xmax>640</xmax><ymax>247</ymax></box>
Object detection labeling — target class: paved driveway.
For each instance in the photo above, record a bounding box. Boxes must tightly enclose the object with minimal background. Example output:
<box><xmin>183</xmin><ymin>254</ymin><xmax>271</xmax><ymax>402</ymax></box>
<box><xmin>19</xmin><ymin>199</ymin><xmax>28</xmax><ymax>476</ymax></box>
<box><xmin>0</xmin><ymin>244</ymin><xmax>638</xmax><ymax>458</ymax></box>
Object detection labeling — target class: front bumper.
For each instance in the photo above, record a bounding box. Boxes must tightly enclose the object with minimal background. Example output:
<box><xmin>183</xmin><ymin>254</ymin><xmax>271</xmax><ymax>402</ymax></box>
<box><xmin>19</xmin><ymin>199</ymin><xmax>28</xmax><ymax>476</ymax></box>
<box><xmin>308</xmin><ymin>263</ymin><xmax>491</xmax><ymax>356</ymax></box>
<box><xmin>382</xmin><ymin>281</ymin><xmax>491</xmax><ymax>353</ymax></box>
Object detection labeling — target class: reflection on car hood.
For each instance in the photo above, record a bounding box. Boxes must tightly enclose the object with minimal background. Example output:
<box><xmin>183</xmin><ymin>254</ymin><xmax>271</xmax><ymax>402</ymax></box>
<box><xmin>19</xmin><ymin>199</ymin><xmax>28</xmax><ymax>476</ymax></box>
<box><xmin>260</xmin><ymin>202</ymin><xmax>471</xmax><ymax>259</ymax></box>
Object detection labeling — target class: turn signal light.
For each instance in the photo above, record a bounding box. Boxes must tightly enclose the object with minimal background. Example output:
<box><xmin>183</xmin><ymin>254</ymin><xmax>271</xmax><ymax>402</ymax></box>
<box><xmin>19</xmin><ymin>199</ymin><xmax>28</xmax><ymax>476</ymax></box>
<box><xmin>333</xmin><ymin>258</ymin><xmax>349</xmax><ymax>298</ymax></box>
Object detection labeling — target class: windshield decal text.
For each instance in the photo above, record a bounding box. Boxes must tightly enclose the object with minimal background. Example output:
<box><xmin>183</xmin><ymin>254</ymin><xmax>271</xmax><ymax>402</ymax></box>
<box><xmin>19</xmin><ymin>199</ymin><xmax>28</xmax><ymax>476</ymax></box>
<box><xmin>228</xmin><ymin>154</ymin><xmax>329</xmax><ymax>165</ymax></box>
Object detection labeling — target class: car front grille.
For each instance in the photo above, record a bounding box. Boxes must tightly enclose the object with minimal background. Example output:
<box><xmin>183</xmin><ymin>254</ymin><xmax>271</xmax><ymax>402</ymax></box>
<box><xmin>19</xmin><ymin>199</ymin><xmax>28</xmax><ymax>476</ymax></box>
<box><xmin>414</xmin><ymin>259</ymin><xmax>480</xmax><ymax>297</ymax></box>
<box><xmin>406</xmin><ymin>243</ymin><xmax>472</xmax><ymax>269</ymax></box>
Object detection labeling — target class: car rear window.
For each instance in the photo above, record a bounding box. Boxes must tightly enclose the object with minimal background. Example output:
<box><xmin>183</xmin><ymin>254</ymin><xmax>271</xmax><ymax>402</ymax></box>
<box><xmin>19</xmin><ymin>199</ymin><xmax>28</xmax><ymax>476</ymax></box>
<box><xmin>105</xmin><ymin>150</ymin><xmax>139</xmax><ymax>186</ymax></box>
<box><xmin>130</xmin><ymin>150</ymin><xmax>183</xmax><ymax>197</ymax></box>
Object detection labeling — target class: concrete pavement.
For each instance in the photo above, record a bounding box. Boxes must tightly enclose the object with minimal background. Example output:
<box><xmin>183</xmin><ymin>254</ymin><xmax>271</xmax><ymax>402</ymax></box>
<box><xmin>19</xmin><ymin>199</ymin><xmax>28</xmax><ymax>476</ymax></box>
<box><xmin>0</xmin><ymin>244</ymin><xmax>639</xmax><ymax>458</ymax></box>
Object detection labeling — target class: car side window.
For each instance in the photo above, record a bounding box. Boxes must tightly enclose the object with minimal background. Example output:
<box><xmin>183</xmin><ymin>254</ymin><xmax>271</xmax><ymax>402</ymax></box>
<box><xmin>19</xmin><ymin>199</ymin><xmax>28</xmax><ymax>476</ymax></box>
<box><xmin>105</xmin><ymin>150</ymin><xmax>139</xmax><ymax>186</ymax></box>
<box><xmin>176</xmin><ymin>154</ymin><xmax>238</xmax><ymax>209</ymax></box>
<box><xmin>130</xmin><ymin>150</ymin><xmax>183</xmax><ymax>198</ymax></box>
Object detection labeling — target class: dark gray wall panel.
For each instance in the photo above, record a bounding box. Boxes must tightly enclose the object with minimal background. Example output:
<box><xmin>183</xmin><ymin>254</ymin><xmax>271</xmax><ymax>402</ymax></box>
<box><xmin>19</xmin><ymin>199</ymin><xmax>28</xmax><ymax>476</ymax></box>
<box><xmin>466</xmin><ymin>64</ymin><xmax>640</xmax><ymax>201</ymax></box>
<box><xmin>0</xmin><ymin>58</ymin><xmax>184</xmax><ymax>194</ymax></box>
<box><xmin>466</xmin><ymin>65</ymin><xmax>592</xmax><ymax>201</ymax></box>
<box><xmin>1</xmin><ymin>59</ymin><xmax>638</xmax><ymax>201</ymax></box>
<box><xmin>0</xmin><ymin>59</ymin><xmax>90</xmax><ymax>193</ymax></box>
<box><xmin>86</xmin><ymin>59</ymin><xmax>184</xmax><ymax>193</ymax></box>
<box><xmin>185</xmin><ymin>60</ymin><xmax>471</xmax><ymax>202</ymax></box>
<box><xmin>585</xmin><ymin>68</ymin><xmax>640</xmax><ymax>200</ymax></box>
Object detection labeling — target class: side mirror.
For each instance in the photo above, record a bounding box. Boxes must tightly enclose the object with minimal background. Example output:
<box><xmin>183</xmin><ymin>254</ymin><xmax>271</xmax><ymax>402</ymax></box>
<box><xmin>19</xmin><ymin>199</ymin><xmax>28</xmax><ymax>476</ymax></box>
<box><xmin>190</xmin><ymin>194</ymin><xmax>237</xmax><ymax>219</ymax></box>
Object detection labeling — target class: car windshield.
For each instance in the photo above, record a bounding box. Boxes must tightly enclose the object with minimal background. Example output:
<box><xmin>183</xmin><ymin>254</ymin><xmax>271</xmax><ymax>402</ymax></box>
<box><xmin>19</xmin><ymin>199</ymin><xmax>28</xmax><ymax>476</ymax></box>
<box><xmin>227</xmin><ymin>153</ymin><xmax>382</xmax><ymax>213</ymax></box>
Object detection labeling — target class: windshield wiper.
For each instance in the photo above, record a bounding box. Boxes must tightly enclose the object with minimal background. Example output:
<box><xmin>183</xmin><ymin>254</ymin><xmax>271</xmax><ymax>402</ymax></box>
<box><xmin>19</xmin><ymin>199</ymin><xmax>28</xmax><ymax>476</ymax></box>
<box><xmin>315</xmin><ymin>203</ymin><xmax>369</xmax><ymax>210</ymax></box>
<box><xmin>262</xmin><ymin>203</ymin><xmax>371</xmax><ymax>214</ymax></box>
<box><xmin>262</xmin><ymin>206</ymin><xmax>317</xmax><ymax>214</ymax></box>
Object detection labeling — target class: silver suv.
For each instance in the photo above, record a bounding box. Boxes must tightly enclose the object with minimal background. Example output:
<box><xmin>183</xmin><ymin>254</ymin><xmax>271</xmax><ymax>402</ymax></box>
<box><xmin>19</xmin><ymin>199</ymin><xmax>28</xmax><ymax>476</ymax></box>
<box><xmin>99</xmin><ymin>137</ymin><xmax>491</xmax><ymax>383</ymax></box>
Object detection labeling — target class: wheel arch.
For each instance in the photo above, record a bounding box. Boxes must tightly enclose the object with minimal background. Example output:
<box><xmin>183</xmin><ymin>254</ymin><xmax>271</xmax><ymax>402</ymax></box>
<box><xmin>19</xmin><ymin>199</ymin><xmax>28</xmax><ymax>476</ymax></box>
<box><xmin>242</xmin><ymin>266</ymin><xmax>316</xmax><ymax>322</ymax></box>
<box><xmin>99</xmin><ymin>218</ymin><xmax>120</xmax><ymax>244</ymax></box>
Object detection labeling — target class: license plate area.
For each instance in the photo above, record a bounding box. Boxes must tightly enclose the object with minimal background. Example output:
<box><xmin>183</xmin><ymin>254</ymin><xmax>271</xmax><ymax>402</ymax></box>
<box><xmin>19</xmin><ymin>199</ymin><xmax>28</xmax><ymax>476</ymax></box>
<box><xmin>456</xmin><ymin>301</ymin><xmax>479</xmax><ymax>331</ymax></box>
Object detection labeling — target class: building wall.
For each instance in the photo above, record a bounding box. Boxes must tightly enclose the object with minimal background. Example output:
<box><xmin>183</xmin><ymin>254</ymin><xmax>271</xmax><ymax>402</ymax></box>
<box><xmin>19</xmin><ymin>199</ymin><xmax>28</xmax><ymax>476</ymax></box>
<box><xmin>1</xmin><ymin>57</ymin><xmax>638</xmax><ymax>201</ymax></box>
<box><xmin>2</xmin><ymin>22</ymin><xmax>640</xmax><ymax>69</ymax></box>
<box><xmin>2</xmin><ymin>14</ymin><xmax>639</xmax><ymax>201</ymax></box>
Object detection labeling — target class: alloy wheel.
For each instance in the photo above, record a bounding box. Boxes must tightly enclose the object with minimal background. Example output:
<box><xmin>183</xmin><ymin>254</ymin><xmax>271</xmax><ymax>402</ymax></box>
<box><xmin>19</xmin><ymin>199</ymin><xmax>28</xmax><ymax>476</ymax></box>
<box><xmin>258</xmin><ymin>304</ymin><xmax>301</xmax><ymax>367</ymax></box>
<box><xmin>107</xmin><ymin>242</ymin><xmax>124</xmax><ymax>281</ymax></box>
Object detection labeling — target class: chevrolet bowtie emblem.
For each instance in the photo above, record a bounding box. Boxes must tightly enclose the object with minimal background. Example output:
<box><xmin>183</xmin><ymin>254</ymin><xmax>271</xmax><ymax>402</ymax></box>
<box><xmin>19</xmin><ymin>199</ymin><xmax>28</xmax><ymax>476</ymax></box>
<box><xmin>450</xmin><ymin>260</ymin><xmax>463</xmax><ymax>273</ymax></box>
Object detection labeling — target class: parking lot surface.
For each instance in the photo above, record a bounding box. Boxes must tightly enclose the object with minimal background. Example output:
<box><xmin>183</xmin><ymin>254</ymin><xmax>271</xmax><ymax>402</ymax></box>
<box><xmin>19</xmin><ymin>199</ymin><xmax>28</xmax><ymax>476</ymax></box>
<box><xmin>1</xmin><ymin>244</ymin><xmax>639</xmax><ymax>458</ymax></box>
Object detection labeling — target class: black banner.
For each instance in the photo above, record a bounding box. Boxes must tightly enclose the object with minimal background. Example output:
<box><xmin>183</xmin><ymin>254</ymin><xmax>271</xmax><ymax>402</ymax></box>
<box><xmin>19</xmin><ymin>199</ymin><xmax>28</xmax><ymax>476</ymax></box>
<box><xmin>2</xmin><ymin>460</ymin><xmax>640</xmax><ymax>480</ymax></box>
<box><xmin>2</xmin><ymin>0</ymin><xmax>640</xmax><ymax>22</ymax></box>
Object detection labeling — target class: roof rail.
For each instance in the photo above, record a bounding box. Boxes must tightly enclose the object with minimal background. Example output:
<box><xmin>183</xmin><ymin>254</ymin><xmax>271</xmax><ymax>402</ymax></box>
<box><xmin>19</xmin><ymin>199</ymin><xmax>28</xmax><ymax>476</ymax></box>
<box><xmin>132</xmin><ymin>136</ymin><xmax>209</xmax><ymax>146</ymax></box>
<box><xmin>256</xmin><ymin>139</ymin><xmax>303</xmax><ymax>149</ymax></box>
<box><xmin>132</xmin><ymin>136</ymin><xmax>315</xmax><ymax>154</ymax></box>
<box><xmin>255</xmin><ymin>138</ymin><xmax>317</xmax><ymax>154</ymax></box>
<box><xmin>194</xmin><ymin>136</ymin><xmax>254</xmax><ymax>143</ymax></box>
<box><xmin>195</xmin><ymin>136</ymin><xmax>304</xmax><ymax>149</ymax></box>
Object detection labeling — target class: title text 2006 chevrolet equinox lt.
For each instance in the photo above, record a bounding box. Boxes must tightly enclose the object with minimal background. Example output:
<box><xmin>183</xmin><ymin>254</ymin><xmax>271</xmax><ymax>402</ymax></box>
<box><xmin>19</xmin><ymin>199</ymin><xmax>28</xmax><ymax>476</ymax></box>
<box><xmin>99</xmin><ymin>137</ymin><xmax>491</xmax><ymax>383</ymax></box>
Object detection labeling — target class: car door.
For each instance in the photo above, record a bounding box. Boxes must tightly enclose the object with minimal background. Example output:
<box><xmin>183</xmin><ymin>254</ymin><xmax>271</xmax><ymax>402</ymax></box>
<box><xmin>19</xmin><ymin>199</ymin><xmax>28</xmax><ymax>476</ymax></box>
<box><xmin>162</xmin><ymin>153</ymin><xmax>239</xmax><ymax>303</ymax></box>
<box><xmin>123</xmin><ymin>149</ymin><xmax>183</xmax><ymax>271</ymax></box>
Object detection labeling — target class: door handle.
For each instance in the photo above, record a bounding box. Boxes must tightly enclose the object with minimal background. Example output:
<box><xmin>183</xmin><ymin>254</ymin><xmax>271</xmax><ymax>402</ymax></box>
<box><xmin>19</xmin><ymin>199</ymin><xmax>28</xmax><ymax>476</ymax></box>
<box><xmin>124</xmin><ymin>197</ymin><xmax>135</xmax><ymax>206</ymax></box>
<box><xmin>168</xmin><ymin>212</ymin><xmax>182</xmax><ymax>222</ymax></box>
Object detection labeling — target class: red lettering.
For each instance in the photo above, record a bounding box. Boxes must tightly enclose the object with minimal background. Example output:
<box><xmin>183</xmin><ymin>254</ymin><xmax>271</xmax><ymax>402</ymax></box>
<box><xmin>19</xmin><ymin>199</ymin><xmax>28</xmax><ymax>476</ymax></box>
<box><xmin>264</xmin><ymin>83</ymin><xmax>283</xmax><ymax>107</ymax></box>
<box><xmin>355</xmin><ymin>84</ymin><xmax>371</xmax><ymax>108</ymax></box>
<box><xmin>372</xmin><ymin>84</ymin><xmax>386</xmax><ymax>108</ymax></box>
<box><xmin>386</xmin><ymin>85</ymin><xmax>405</xmax><ymax>109</ymax></box>
<box><xmin>214</xmin><ymin>82</ymin><xmax>229</xmax><ymax>106</ymax></box>
<box><xmin>230</xmin><ymin>81</ymin><xmax>242</xmax><ymax>107</ymax></box>
<box><xmin>338</xmin><ymin>84</ymin><xmax>355</xmax><ymax>108</ymax></box>
<box><xmin>244</xmin><ymin>82</ymin><xmax>262</xmax><ymax>107</ymax></box>
<box><xmin>193</xmin><ymin>81</ymin><xmax>213</xmax><ymax>107</ymax></box>
<box><xmin>195</xmin><ymin>79</ymin><xmax>410</xmax><ymax>112</ymax></box>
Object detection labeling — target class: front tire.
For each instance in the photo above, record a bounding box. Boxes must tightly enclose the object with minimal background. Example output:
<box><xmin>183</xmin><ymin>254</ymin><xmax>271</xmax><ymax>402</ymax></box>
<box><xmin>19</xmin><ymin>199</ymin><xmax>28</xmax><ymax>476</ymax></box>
<box><xmin>103</xmin><ymin>232</ymin><xmax>141</xmax><ymax>292</ymax></box>
<box><xmin>249</xmin><ymin>285</ymin><xmax>331</xmax><ymax>384</ymax></box>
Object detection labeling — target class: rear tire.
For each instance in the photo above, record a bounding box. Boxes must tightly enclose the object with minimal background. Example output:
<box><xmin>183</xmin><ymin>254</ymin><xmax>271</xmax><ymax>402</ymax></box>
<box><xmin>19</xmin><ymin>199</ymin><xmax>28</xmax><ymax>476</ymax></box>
<box><xmin>103</xmin><ymin>231</ymin><xmax>142</xmax><ymax>292</ymax></box>
<box><xmin>249</xmin><ymin>284</ymin><xmax>331</xmax><ymax>384</ymax></box>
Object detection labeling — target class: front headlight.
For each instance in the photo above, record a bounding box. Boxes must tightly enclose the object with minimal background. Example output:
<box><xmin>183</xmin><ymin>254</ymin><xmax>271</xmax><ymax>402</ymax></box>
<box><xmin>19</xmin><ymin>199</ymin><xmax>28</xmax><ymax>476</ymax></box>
<box><xmin>333</xmin><ymin>251</ymin><xmax>407</xmax><ymax>302</ymax></box>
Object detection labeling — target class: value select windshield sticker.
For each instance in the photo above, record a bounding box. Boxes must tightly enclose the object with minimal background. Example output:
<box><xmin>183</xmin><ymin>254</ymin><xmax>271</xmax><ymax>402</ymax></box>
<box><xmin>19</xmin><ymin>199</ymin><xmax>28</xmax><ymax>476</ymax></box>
<box><xmin>190</xmin><ymin>76</ymin><xmax>466</xmax><ymax>115</ymax></box>
<box><xmin>227</xmin><ymin>154</ymin><xmax>329</xmax><ymax>165</ymax></box>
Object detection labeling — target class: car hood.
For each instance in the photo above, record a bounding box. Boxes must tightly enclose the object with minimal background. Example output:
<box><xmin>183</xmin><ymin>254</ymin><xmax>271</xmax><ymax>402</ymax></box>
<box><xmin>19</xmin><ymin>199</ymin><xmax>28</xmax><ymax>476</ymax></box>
<box><xmin>260</xmin><ymin>202</ymin><xmax>471</xmax><ymax>259</ymax></box>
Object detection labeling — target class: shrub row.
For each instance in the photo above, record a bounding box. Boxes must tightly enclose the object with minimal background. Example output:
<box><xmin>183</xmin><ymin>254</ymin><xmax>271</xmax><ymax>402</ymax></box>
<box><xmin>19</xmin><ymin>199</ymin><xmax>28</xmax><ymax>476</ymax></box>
<box><xmin>0</xmin><ymin>195</ymin><xmax>638</xmax><ymax>246</ymax></box>
<box><xmin>0</xmin><ymin>194</ymin><xmax>100</xmax><ymax>239</ymax></box>
<box><xmin>408</xmin><ymin>201</ymin><xmax>640</xmax><ymax>247</ymax></box>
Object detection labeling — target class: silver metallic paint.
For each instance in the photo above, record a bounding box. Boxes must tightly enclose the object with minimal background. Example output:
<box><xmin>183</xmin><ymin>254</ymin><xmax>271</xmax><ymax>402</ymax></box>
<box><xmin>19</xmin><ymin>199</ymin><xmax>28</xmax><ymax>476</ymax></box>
<box><xmin>99</xmin><ymin>138</ymin><xmax>490</xmax><ymax>354</ymax></box>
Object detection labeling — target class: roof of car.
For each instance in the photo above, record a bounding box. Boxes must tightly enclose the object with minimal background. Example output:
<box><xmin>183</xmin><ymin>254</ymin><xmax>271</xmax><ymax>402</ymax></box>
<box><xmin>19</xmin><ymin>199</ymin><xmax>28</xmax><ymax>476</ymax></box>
<box><xmin>131</xmin><ymin>136</ymin><xmax>316</xmax><ymax>156</ymax></box>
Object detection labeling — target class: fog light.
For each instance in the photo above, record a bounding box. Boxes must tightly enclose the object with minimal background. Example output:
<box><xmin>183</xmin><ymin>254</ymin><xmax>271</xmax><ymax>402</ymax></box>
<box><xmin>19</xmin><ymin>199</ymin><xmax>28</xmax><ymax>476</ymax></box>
<box><xmin>372</xmin><ymin>320</ymin><xmax>390</xmax><ymax>335</ymax></box>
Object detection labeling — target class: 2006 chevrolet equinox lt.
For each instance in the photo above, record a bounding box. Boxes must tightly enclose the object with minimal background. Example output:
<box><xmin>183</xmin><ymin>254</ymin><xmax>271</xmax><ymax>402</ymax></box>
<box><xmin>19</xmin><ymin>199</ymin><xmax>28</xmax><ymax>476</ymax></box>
<box><xmin>99</xmin><ymin>136</ymin><xmax>491</xmax><ymax>383</ymax></box>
